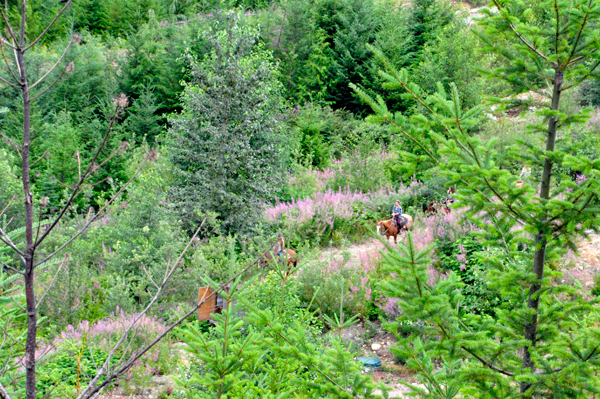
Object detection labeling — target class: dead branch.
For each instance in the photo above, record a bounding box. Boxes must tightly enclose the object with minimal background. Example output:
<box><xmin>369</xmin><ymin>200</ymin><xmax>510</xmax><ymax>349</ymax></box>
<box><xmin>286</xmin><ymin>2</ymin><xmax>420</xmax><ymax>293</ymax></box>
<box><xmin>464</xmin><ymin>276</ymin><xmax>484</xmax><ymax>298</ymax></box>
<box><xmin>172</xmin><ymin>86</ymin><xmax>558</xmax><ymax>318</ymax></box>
<box><xmin>29</xmin><ymin>39</ymin><xmax>73</xmax><ymax>90</ymax></box>
<box><xmin>0</xmin><ymin>8</ymin><xmax>17</xmax><ymax>49</ymax></box>
<box><xmin>28</xmin><ymin>151</ymin><xmax>49</xmax><ymax>169</ymax></box>
<box><xmin>0</xmin><ymin>380</ymin><xmax>12</xmax><ymax>399</ymax></box>
<box><xmin>30</xmin><ymin>62</ymin><xmax>71</xmax><ymax>102</ymax></box>
<box><xmin>0</xmin><ymin>132</ymin><xmax>21</xmax><ymax>159</ymax></box>
<box><xmin>0</xmin><ymin>71</ymin><xmax>19</xmax><ymax>88</ymax></box>
<box><xmin>34</xmin><ymin>106</ymin><xmax>121</xmax><ymax>248</ymax></box>
<box><xmin>75</xmin><ymin>220</ymin><xmax>206</xmax><ymax>398</ymax></box>
<box><xmin>0</xmin><ymin>226</ymin><xmax>25</xmax><ymax>260</ymax></box>
<box><xmin>0</xmin><ymin>260</ymin><xmax>23</xmax><ymax>275</ymax></box>
<box><xmin>35</xmin><ymin>256</ymin><xmax>67</xmax><ymax>308</ymax></box>
<box><xmin>23</xmin><ymin>0</ymin><xmax>73</xmax><ymax>52</ymax></box>
<box><xmin>0</xmin><ymin>43</ymin><xmax>19</xmax><ymax>84</ymax></box>
<box><xmin>0</xmin><ymin>195</ymin><xmax>17</xmax><ymax>220</ymax></box>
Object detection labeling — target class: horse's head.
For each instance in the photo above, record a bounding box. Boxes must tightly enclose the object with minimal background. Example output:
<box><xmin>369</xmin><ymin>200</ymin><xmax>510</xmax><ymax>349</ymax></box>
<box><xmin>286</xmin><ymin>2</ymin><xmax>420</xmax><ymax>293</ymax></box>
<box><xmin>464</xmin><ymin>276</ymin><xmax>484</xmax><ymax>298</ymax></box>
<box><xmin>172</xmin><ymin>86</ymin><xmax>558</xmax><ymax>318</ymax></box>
<box><xmin>376</xmin><ymin>221</ymin><xmax>386</xmax><ymax>235</ymax></box>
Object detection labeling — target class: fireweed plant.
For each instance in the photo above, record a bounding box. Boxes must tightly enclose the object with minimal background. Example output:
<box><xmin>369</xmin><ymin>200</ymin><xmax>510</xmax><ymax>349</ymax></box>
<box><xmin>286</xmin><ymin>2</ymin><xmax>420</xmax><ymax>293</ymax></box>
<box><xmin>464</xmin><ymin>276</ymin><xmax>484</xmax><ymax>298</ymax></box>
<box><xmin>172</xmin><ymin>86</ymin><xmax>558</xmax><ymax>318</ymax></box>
<box><xmin>265</xmin><ymin>184</ymin><xmax>423</xmax><ymax>245</ymax></box>
<box><xmin>353</xmin><ymin>0</ymin><xmax>600</xmax><ymax>396</ymax></box>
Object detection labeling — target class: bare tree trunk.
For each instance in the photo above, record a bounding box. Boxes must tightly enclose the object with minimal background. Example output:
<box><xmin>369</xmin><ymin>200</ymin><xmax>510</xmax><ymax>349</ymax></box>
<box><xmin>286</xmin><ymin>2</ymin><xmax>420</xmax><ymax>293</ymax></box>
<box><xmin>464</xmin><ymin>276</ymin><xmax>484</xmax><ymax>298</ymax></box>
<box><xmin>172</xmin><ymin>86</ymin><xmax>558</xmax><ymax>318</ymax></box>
<box><xmin>520</xmin><ymin>67</ymin><xmax>563</xmax><ymax>394</ymax></box>
<box><xmin>16</xmin><ymin>43</ymin><xmax>38</xmax><ymax>399</ymax></box>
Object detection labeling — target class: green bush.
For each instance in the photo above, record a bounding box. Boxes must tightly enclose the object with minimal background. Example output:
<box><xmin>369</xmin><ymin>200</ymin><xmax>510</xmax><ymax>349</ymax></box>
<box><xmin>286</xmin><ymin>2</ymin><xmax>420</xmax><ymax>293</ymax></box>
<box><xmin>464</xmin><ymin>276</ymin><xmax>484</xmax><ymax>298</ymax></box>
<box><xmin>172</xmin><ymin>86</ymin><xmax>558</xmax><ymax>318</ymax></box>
<box><xmin>436</xmin><ymin>234</ymin><xmax>503</xmax><ymax>315</ymax></box>
<box><xmin>36</xmin><ymin>347</ymin><xmax>115</xmax><ymax>398</ymax></box>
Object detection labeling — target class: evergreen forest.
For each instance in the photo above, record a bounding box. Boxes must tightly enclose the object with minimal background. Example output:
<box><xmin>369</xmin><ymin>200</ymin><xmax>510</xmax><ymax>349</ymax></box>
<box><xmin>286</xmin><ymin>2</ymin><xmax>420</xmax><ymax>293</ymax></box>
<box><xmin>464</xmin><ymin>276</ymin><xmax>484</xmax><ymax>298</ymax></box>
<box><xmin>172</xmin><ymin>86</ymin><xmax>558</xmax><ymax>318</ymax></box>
<box><xmin>2</xmin><ymin>0</ymin><xmax>600</xmax><ymax>397</ymax></box>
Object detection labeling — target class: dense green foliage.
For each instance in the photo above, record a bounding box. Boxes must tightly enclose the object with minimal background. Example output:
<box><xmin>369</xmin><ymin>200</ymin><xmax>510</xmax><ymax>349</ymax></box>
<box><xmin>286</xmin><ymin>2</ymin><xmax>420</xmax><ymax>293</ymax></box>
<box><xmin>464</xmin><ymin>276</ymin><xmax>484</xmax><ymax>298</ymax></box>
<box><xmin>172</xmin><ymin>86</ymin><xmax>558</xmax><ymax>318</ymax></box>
<box><xmin>354</xmin><ymin>0</ymin><xmax>600</xmax><ymax>395</ymax></box>
<box><xmin>168</xmin><ymin>13</ymin><xmax>286</xmax><ymax>232</ymax></box>
<box><xmin>2</xmin><ymin>0</ymin><xmax>600</xmax><ymax>397</ymax></box>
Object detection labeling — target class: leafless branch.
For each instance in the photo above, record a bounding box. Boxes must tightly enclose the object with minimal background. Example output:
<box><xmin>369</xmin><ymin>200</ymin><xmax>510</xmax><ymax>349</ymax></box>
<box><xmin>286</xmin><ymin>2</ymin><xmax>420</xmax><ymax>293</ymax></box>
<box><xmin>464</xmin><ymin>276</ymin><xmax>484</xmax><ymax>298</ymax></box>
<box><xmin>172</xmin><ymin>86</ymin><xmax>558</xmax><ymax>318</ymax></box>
<box><xmin>23</xmin><ymin>0</ymin><xmax>73</xmax><ymax>52</ymax></box>
<box><xmin>0</xmin><ymin>132</ymin><xmax>21</xmax><ymax>159</ymax></box>
<box><xmin>35</xmin><ymin>257</ymin><xmax>67</xmax><ymax>308</ymax></box>
<box><xmin>0</xmin><ymin>43</ymin><xmax>20</xmax><ymax>84</ymax></box>
<box><xmin>30</xmin><ymin>63</ymin><xmax>70</xmax><ymax>102</ymax></box>
<box><xmin>142</xmin><ymin>265</ymin><xmax>160</xmax><ymax>290</ymax></box>
<box><xmin>29</xmin><ymin>151</ymin><xmax>49</xmax><ymax>168</ymax></box>
<box><xmin>0</xmin><ymin>8</ymin><xmax>17</xmax><ymax>49</ymax></box>
<box><xmin>9</xmin><ymin>296</ymin><xmax>25</xmax><ymax>313</ymax></box>
<box><xmin>0</xmin><ymin>226</ymin><xmax>25</xmax><ymax>260</ymax></box>
<box><xmin>76</xmin><ymin>150</ymin><xmax>81</xmax><ymax>181</ymax></box>
<box><xmin>29</xmin><ymin>40</ymin><xmax>73</xmax><ymax>90</ymax></box>
<box><xmin>35</xmin><ymin>107</ymin><xmax>120</xmax><ymax>248</ymax></box>
<box><xmin>18</xmin><ymin>0</ymin><xmax>25</xmax><ymax>48</ymax></box>
<box><xmin>0</xmin><ymin>260</ymin><xmax>23</xmax><ymax>275</ymax></box>
<box><xmin>76</xmin><ymin>220</ymin><xmax>205</xmax><ymax>398</ymax></box>
<box><xmin>0</xmin><ymin>195</ymin><xmax>17</xmax><ymax>221</ymax></box>
<box><xmin>76</xmin><ymin>235</ymin><xmax>268</xmax><ymax>399</ymax></box>
<box><xmin>34</xmin><ymin>155</ymin><xmax>150</xmax><ymax>267</ymax></box>
<box><xmin>0</xmin><ymin>380</ymin><xmax>13</xmax><ymax>399</ymax></box>
<box><xmin>0</xmin><ymin>72</ymin><xmax>19</xmax><ymax>88</ymax></box>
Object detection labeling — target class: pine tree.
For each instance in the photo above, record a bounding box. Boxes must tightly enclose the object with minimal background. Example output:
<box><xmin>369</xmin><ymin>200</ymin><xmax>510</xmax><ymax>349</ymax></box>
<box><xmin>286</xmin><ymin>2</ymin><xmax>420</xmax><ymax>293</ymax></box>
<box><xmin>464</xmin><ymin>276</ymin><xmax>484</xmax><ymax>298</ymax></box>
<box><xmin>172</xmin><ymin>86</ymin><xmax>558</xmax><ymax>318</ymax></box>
<box><xmin>353</xmin><ymin>0</ymin><xmax>600</xmax><ymax>396</ymax></box>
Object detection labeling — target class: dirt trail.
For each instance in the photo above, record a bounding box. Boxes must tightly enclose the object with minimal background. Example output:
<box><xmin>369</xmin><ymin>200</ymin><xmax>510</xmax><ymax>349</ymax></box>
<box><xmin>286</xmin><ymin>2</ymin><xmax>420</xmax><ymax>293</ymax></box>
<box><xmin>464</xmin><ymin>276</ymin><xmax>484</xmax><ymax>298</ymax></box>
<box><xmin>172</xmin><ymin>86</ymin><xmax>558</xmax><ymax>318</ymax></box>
<box><xmin>567</xmin><ymin>232</ymin><xmax>600</xmax><ymax>289</ymax></box>
<box><xmin>318</xmin><ymin>237</ymin><xmax>386</xmax><ymax>265</ymax></box>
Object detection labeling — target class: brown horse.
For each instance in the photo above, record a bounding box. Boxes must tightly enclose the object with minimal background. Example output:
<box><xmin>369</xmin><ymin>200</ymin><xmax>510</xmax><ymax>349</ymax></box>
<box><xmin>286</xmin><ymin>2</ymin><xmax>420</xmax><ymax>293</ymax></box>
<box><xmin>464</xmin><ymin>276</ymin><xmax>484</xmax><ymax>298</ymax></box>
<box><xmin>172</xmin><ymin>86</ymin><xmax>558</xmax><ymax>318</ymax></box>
<box><xmin>259</xmin><ymin>248</ymin><xmax>298</xmax><ymax>268</ymax></box>
<box><xmin>377</xmin><ymin>214</ymin><xmax>413</xmax><ymax>243</ymax></box>
<box><xmin>426</xmin><ymin>202</ymin><xmax>437</xmax><ymax>214</ymax></box>
<box><xmin>258</xmin><ymin>235</ymin><xmax>298</xmax><ymax>271</ymax></box>
<box><xmin>427</xmin><ymin>201</ymin><xmax>450</xmax><ymax>215</ymax></box>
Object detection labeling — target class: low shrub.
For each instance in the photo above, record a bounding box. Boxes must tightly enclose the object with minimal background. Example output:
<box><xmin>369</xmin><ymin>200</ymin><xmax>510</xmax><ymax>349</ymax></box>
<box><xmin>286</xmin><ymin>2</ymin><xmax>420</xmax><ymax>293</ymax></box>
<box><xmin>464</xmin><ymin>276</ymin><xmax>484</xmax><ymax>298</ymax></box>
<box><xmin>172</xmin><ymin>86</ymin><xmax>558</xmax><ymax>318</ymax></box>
<box><xmin>436</xmin><ymin>234</ymin><xmax>503</xmax><ymax>315</ymax></box>
<box><xmin>34</xmin><ymin>309</ymin><xmax>173</xmax><ymax>397</ymax></box>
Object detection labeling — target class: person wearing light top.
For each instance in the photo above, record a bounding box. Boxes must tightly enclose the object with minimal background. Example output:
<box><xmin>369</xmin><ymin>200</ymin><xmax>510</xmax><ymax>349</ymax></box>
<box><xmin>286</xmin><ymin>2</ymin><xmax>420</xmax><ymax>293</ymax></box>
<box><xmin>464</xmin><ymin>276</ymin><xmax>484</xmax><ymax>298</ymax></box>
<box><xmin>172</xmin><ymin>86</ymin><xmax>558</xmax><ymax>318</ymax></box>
<box><xmin>391</xmin><ymin>200</ymin><xmax>405</xmax><ymax>228</ymax></box>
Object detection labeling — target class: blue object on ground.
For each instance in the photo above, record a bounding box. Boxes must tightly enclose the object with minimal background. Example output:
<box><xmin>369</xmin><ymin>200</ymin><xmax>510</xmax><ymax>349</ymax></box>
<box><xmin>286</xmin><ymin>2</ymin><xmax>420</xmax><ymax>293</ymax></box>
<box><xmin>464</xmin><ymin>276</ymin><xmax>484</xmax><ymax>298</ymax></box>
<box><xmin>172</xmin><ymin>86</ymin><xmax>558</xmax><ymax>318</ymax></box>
<box><xmin>357</xmin><ymin>357</ymin><xmax>381</xmax><ymax>368</ymax></box>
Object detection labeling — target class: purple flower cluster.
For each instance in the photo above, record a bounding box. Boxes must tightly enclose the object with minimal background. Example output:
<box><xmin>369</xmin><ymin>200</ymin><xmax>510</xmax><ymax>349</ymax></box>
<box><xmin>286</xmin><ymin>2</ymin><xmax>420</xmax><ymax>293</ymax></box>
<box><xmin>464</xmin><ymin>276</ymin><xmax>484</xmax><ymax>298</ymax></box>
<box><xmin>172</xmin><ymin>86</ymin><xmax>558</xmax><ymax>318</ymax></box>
<box><xmin>265</xmin><ymin>188</ymin><xmax>367</xmax><ymax>229</ymax></box>
<box><xmin>576</xmin><ymin>174</ymin><xmax>588</xmax><ymax>185</ymax></box>
<box><xmin>265</xmin><ymin>185</ymin><xmax>416</xmax><ymax>235</ymax></box>
<box><xmin>54</xmin><ymin>308</ymin><xmax>167</xmax><ymax>350</ymax></box>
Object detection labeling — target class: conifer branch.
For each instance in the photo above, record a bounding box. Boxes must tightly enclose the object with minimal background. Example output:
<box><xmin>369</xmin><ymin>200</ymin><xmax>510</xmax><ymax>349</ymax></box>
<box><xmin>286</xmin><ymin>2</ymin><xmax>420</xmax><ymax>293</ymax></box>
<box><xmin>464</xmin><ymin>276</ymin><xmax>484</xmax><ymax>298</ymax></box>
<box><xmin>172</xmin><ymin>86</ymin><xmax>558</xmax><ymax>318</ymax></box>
<box><xmin>491</xmin><ymin>0</ymin><xmax>550</xmax><ymax>62</ymax></box>
<box><xmin>564</xmin><ymin>0</ymin><xmax>592</xmax><ymax>67</ymax></box>
<box><xmin>461</xmin><ymin>346</ymin><xmax>515</xmax><ymax>376</ymax></box>
<box><xmin>261</xmin><ymin>320</ymin><xmax>350</xmax><ymax>394</ymax></box>
<box><xmin>563</xmin><ymin>59</ymin><xmax>600</xmax><ymax>90</ymax></box>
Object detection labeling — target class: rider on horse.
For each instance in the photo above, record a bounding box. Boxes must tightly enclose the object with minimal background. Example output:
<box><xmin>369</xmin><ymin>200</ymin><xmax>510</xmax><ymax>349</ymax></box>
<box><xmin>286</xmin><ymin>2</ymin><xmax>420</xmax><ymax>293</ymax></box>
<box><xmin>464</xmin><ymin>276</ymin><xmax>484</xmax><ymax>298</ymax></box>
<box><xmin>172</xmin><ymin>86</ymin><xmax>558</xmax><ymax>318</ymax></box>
<box><xmin>445</xmin><ymin>186</ymin><xmax>455</xmax><ymax>205</ymax></box>
<box><xmin>392</xmin><ymin>200</ymin><xmax>406</xmax><ymax>228</ymax></box>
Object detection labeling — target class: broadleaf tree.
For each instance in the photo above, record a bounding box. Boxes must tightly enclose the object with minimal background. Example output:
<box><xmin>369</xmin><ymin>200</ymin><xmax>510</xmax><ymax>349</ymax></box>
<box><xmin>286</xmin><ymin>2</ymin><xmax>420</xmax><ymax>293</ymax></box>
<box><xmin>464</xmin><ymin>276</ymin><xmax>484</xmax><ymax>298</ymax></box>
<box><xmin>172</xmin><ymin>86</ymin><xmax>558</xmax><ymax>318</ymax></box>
<box><xmin>353</xmin><ymin>0</ymin><xmax>600</xmax><ymax>396</ymax></box>
<box><xmin>169</xmin><ymin>11</ymin><xmax>287</xmax><ymax>233</ymax></box>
